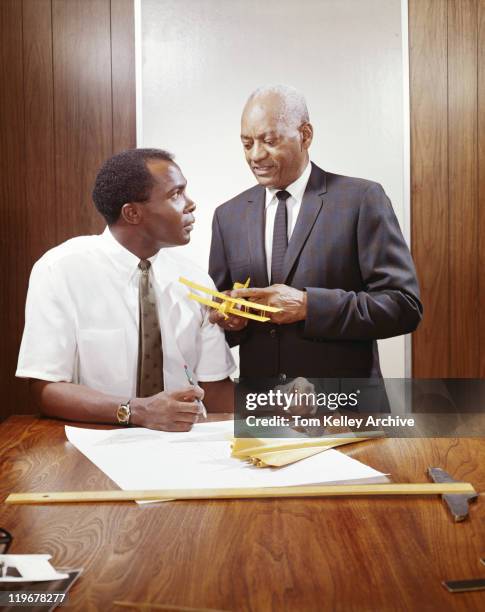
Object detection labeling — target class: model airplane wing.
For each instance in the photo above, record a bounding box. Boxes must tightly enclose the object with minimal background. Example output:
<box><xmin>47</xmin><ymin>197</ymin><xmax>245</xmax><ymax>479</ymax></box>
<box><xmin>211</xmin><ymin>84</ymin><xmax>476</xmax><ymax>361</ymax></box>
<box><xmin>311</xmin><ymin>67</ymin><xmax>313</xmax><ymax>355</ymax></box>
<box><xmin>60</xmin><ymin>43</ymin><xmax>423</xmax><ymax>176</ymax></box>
<box><xmin>179</xmin><ymin>276</ymin><xmax>282</xmax><ymax>322</ymax></box>
<box><xmin>179</xmin><ymin>277</ymin><xmax>281</xmax><ymax>313</ymax></box>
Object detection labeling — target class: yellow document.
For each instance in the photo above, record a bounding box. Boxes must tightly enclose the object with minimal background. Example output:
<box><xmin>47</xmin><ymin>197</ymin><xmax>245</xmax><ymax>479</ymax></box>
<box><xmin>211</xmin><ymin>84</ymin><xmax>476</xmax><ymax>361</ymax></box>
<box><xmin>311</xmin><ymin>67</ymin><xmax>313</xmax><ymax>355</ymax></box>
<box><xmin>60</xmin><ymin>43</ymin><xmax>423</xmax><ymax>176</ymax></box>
<box><xmin>231</xmin><ymin>435</ymin><xmax>381</xmax><ymax>467</ymax></box>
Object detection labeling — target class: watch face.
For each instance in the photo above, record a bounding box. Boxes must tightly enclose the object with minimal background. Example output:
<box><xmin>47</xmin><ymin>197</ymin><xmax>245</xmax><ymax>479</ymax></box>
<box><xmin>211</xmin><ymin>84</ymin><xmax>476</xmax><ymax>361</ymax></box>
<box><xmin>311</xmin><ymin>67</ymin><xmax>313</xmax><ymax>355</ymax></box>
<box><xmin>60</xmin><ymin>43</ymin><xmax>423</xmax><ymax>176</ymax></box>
<box><xmin>117</xmin><ymin>404</ymin><xmax>130</xmax><ymax>424</ymax></box>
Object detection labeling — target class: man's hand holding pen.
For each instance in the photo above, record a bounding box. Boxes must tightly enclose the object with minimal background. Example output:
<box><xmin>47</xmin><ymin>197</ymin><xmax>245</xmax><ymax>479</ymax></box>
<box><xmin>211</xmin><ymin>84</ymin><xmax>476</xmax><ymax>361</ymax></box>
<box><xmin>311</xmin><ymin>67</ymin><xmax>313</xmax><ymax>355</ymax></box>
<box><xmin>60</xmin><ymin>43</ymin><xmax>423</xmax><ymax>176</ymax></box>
<box><xmin>130</xmin><ymin>386</ymin><xmax>204</xmax><ymax>432</ymax></box>
<box><xmin>184</xmin><ymin>364</ymin><xmax>207</xmax><ymax>418</ymax></box>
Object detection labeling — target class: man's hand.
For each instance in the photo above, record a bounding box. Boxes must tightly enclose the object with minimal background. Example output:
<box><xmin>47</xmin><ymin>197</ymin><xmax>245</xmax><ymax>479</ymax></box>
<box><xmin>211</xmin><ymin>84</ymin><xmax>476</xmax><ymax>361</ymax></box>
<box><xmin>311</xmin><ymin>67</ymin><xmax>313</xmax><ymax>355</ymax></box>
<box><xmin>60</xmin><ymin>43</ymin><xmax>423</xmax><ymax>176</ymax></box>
<box><xmin>232</xmin><ymin>284</ymin><xmax>307</xmax><ymax>324</ymax></box>
<box><xmin>274</xmin><ymin>376</ymin><xmax>316</xmax><ymax>416</ymax></box>
<box><xmin>275</xmin><ymin>377</ymin><xmax>327</xmax><ymax>436</ymax></box>
<box><xmin>131</xmin><ymin>386</ymin><xmax>204</xmax><ymax>431</ymax></box>
<box><xmin>208</xmin><ymin>290</ymin><xmax>248</xmax><ymax>332</ymax></box>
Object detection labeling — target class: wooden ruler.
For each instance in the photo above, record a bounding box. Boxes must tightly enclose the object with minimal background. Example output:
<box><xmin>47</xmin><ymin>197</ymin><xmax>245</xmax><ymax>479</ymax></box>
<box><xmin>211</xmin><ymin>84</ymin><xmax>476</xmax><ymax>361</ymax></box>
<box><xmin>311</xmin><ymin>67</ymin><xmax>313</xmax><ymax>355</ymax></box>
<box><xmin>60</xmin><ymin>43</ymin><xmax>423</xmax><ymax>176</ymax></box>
<box><xmin>5</xmin><ymin>482</ymin><xmax>476</xmax><ymax>504</ymax></box>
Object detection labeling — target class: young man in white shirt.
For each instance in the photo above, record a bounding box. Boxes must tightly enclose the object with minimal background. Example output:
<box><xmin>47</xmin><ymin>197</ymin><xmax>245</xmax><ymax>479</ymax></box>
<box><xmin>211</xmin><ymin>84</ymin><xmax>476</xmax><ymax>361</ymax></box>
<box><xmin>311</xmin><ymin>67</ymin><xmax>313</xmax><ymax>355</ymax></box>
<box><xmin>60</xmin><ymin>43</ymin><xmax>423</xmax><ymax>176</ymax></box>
<box><xmin>17</xmin><ymin>149</ymin><xmax>235</xmax><ymax>431</ymax></box>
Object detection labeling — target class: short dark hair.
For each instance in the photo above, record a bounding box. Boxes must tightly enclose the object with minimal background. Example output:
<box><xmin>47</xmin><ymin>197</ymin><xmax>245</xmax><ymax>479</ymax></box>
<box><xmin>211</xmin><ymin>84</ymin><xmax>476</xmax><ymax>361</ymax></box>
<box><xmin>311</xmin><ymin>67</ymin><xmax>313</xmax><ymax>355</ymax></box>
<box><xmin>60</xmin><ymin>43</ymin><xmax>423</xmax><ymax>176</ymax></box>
<box><xmin>92</xmin><ymin>148</ymin><xmax>174</xmax><ymax>225</ymax></box>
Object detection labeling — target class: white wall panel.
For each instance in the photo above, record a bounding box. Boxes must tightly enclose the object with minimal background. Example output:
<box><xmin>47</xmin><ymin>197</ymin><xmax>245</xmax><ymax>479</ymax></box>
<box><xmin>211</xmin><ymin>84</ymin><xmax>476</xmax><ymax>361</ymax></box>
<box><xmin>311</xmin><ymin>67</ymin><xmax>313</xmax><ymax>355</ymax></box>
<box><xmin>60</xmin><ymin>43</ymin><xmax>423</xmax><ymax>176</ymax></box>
<box><xmin>139</xmin><ymin>0</ymin><xmax>408</xmax><ymax>376</ymax></box>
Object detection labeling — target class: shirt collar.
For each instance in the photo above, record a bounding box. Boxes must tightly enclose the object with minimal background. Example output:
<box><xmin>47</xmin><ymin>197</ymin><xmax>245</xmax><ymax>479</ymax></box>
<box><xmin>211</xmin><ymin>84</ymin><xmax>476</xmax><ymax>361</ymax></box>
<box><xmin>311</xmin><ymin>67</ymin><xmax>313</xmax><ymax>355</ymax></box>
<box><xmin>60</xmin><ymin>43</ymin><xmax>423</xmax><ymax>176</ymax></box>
<box><xmin>100</xmin><ymin>227</ymin><xmax>159</xmax><ymax>281</ymax></box>
<box><xmin>265</xmin><ymin>161</ymin><xmax>312</xmax><ymax>208</ymax></box>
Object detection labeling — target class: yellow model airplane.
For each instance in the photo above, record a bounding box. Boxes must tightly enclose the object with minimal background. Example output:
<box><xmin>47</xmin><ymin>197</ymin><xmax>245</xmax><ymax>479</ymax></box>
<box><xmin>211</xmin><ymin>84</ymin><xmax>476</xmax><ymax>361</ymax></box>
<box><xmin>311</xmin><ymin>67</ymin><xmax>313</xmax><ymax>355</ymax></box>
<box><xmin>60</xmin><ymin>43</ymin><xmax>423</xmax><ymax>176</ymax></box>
<box><xmin>179</xmin><ymin>277</ymin><xmax>281</xmax><ymax>322</ymax></box>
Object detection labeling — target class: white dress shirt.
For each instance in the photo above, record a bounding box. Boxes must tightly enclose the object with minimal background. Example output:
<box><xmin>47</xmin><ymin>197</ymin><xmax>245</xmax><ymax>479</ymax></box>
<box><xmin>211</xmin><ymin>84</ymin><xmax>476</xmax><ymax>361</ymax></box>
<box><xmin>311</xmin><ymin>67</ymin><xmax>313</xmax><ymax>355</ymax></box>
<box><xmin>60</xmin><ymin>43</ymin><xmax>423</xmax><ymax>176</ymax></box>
<box><xmin>264</xmin><ymin>161</ymin><xmax>312</xmax><ymax>282</ymax></box>
<box><xmin>17</xmin><ymin>228</ymin><xmax>235</xmax><ymax>398</ymax></box>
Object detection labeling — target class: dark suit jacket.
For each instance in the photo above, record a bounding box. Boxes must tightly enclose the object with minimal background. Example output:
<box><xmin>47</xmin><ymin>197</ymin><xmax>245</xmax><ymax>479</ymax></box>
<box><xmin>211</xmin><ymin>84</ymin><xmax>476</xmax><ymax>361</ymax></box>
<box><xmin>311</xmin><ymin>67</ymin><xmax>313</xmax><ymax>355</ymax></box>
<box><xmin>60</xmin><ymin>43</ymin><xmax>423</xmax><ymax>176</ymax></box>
<box><xmin>209</xmin><ymin>163</ymin><xmax>422</xmax><ymax>379</ymax></box>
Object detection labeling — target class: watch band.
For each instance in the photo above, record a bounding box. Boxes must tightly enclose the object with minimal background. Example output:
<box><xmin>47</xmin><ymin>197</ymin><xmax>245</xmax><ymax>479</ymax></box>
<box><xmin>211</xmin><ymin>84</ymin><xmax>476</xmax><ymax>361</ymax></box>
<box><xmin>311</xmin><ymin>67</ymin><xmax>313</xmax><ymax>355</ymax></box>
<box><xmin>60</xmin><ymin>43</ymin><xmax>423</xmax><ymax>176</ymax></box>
<box><xmin>116</xmin><ymin>400</ymin><xmax>131</xmax><ymax>425</ymax></box>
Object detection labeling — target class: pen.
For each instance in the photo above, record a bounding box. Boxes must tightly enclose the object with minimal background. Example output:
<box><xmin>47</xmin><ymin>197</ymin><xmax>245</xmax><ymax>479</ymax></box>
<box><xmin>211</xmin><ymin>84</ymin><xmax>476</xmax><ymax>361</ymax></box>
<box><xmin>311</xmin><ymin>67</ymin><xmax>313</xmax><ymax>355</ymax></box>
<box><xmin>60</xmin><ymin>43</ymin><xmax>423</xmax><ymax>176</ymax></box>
<box><xmin>184</xmin><ymin>364</ymin><xmax>207</xmax><ymax>419</ymax></box>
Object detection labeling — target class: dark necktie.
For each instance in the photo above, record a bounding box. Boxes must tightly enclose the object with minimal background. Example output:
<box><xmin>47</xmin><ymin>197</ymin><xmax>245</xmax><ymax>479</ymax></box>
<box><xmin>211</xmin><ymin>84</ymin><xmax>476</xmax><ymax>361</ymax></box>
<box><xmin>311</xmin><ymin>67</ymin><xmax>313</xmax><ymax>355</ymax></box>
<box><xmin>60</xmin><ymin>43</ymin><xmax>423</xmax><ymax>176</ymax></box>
<box><xmin>271</xmin><ymin>190</ymin><xmax>291</xmax><ymax>284</ymax></box>
<box><xmin>136</xmin><ymin>260</ymin><xmax>164</xmax><ymax>397</ymax></box>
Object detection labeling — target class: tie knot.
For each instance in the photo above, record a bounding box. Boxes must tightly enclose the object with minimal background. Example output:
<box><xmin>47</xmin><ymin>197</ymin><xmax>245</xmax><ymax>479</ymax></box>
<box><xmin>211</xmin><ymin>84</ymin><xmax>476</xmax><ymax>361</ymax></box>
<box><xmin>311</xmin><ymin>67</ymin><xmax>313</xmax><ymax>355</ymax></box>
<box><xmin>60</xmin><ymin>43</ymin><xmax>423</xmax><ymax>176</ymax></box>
<box><xmin>138</xmin><ymin>260</ymin><xmax>151</xmax><ymax>272</ymax></box>
<box><xmin>276</xmin><ymin>190</ymin><xmax>291</xmax><ymax>202</ymax></box>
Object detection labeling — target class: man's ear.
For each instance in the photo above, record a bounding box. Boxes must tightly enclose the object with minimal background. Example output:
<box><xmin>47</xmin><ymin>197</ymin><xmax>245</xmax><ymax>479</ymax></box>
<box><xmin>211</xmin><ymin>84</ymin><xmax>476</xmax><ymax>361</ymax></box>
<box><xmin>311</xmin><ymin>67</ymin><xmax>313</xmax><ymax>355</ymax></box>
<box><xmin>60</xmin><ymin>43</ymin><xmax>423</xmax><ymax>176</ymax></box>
<box><xmin>120</xmin><ymin>202</ymin><xmax>142</xmax><ymax>225</ymax></box>
<box><xmin>300</xmin><ymin>122</ymin><xmax>313</xmax><ymax>151</ymax></box>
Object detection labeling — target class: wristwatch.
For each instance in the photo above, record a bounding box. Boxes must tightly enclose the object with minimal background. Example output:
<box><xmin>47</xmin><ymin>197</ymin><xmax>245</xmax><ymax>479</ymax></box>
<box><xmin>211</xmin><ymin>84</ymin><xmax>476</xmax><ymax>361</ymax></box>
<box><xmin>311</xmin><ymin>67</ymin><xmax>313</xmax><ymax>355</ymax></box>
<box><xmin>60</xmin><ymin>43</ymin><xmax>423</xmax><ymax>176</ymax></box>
<box><xmin>116</xmin><ymin>400</ymin><xmax>131</xmax><ymax>425</ymax></box>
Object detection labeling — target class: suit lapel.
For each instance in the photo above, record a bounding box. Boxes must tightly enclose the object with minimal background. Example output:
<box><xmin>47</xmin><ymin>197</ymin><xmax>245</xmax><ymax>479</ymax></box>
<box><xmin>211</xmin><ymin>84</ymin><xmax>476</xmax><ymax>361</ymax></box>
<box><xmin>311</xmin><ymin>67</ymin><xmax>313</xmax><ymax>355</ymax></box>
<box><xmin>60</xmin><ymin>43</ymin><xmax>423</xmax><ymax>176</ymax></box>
<box><xmin>247</xmin><ymin>187</ymin><xmax>269</xmax><ymax>287</ymax></box>
<box><xmin>281</xmin><ymin>164</ymin><xmax>327</xmax><ymax>284</ymax></box>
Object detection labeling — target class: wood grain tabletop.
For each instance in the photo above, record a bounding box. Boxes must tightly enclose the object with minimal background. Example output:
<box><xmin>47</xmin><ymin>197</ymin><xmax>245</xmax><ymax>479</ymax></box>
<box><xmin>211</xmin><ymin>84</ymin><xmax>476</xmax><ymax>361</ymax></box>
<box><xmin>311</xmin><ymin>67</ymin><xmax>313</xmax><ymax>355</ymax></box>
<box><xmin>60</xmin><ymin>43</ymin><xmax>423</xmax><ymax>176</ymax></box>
<box><xmin>0</xmin><ymin>415</ymin><xmax>484</xmax><ymax>611</ymax></box>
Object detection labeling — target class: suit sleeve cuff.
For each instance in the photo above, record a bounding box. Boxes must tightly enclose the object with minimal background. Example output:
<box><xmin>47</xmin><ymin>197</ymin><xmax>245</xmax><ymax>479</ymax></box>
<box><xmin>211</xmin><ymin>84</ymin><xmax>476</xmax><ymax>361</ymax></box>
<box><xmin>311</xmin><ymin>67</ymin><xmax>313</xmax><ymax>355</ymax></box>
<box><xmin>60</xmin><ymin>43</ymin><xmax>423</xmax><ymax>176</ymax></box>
<box><xmin>303</xmin><ymin>286</ymin><xmax>341</xmax><ymax>339</ymax></box>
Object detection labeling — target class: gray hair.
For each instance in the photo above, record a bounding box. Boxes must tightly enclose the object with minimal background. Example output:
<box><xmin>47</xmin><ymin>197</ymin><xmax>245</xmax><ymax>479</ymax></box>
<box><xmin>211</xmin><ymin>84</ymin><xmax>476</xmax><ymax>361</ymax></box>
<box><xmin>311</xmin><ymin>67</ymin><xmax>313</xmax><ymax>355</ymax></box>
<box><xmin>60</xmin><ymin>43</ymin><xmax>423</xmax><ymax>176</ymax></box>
<box><xmin>244</xmin><ymin>84</ymin><xmax>310</xmax><ymax>129</ymax></box>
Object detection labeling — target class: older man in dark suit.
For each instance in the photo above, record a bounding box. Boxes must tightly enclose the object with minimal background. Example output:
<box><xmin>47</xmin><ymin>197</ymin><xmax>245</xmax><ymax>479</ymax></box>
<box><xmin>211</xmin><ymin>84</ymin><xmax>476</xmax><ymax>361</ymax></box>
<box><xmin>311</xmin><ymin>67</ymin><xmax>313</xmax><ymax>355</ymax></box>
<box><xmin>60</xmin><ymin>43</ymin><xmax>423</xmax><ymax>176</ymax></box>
<box><xmin>209</xmin><ymin>85</ymin><xmax>422</xmax><ymax>382</ymax></box>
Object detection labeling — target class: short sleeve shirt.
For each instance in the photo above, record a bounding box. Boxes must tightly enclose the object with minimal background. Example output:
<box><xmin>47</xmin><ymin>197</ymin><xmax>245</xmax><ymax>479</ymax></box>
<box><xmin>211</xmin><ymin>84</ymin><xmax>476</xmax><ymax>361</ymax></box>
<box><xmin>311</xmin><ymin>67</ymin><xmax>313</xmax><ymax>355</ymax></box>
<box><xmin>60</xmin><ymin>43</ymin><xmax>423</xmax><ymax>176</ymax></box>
<box><xmin>16</xmin><ymin>228</ymin><xmax>235</xmax><ymax>397</ymax></box>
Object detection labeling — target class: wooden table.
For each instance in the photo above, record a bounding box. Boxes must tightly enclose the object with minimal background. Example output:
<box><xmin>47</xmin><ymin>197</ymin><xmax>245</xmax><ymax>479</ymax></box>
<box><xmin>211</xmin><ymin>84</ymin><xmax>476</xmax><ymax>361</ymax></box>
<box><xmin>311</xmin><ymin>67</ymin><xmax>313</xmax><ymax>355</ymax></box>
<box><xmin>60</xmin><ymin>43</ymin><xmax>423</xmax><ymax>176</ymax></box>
<box><xmin>0</xmin><ymin>416</ymin><xmax>484</xmax><ymax>611</ymax></box>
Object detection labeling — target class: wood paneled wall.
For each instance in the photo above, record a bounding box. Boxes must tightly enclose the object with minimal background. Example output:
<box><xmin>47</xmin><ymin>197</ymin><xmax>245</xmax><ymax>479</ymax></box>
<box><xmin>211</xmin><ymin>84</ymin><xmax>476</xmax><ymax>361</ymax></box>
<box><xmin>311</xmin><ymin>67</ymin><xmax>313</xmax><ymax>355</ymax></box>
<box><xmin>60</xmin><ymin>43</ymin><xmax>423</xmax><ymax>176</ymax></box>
<box><xmin>409</xmin><ymin>0</ymin><xmax>485</xmax><ymax>377</ymax></box>
<box><xmin>1</xmin><ymin>0</ymin><xmax>482</xmax><ymax>419</ymax></box>
<box><xmin>0</xmin><ymin>0</ymin><xmax>135</xmax><ymax>420</ymax></box>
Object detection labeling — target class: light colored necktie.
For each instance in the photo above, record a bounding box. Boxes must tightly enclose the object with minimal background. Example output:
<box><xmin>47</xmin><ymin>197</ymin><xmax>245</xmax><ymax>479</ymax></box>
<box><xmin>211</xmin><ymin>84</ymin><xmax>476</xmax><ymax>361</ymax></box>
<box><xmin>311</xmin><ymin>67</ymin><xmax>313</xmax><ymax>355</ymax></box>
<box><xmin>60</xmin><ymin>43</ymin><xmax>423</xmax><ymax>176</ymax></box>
<box><xmin>136</xmin><ymin>260</ymin><xmax>164</xmax><ymax>397</ymax></box>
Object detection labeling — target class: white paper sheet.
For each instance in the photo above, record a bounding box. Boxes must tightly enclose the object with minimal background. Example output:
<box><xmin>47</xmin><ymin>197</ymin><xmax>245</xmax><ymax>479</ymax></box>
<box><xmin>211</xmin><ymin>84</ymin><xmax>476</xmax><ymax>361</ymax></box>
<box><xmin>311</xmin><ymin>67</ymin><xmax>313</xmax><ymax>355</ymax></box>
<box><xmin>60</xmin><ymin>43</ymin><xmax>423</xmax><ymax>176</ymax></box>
<box><xmin>65</xmin><ymin>421</ymin><xmax>386</xmax><ymax>496</ymax></box>
<box><xmin>0</xmin><ymin>555</ymin><xmax>68</xmax><ymax>582</ymax></box>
